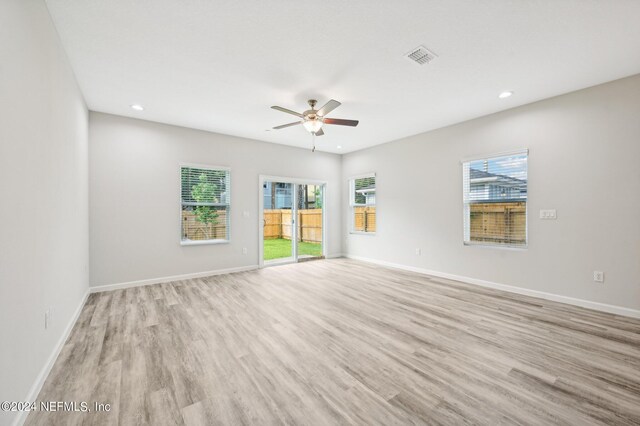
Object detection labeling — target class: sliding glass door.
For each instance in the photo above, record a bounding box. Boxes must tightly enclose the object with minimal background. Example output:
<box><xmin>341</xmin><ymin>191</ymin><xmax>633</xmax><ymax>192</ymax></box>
<box><xmin>263</xmin><ymin>181</ymin><xmax>294</xmax><ymax>263</ymax></box>
<box><xmin>295</xmin><ymin>184</ymin><xmax>323</xmax><ymax>261</ymax></box>
<box><xmin>261</xmin><ymin>179</ymin><xmax>325</xmax><ymax>265</ymax></box>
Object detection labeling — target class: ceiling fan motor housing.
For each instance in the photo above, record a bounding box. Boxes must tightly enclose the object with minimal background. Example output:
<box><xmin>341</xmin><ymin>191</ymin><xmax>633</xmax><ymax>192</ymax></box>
<box><xmin>305</xmin><ymin>99</ymin><xmax>320</xmax><ymax>121</ymax></box>
<box><xmin>303</xmin><ymin>111</ymin><xmax>320</xmax><ymax>121</ymax></box>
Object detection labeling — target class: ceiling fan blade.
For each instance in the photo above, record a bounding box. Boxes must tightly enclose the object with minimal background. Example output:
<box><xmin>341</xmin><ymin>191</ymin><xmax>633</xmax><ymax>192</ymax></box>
<box><xmin>273</xmin><ymin>121</ymin><xmax>302</xmax><ymax>130</ymax></box>
<box><xmin>271</xmin><ymin>106</ymin><xmax>304</xmax><ymax>118</ymax></box>
<box><xmin>315</xmin><ymin>128</ymin><xmax>325</xmax><ymax>136</ymax></box>
<box><xmin>317</xmin><ymin>99</ymin><xmax>341</xmax><ymax>117</ymax></box>
<box><xmin>323</xmin><ymin>118</ymin><xmax>359</xmax><ymax>127</ymax></box>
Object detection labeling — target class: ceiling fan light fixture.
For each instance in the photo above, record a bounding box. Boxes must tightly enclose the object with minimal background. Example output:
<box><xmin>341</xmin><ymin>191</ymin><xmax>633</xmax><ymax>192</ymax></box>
<box><xmin>303</xmin><ymin>119</ymin><xmax>323</xmax><ymax>134</ymax></box>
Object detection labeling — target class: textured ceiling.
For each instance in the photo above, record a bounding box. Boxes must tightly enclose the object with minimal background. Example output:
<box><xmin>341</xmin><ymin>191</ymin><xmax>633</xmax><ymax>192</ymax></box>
<box><xmin>45</xmin><ymin>0</ymin><xmax>640</xmax><ymax>153</ymax></box>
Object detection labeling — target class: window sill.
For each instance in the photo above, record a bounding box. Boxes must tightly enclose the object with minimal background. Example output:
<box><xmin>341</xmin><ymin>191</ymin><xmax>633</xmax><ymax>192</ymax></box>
<box><xmin>181</xmin><ymin>239</ymin><xmax>229</xmax><ymax>246</ymax></box>
<box><xmin>350</xmin><ymin>231</ymin><xmax>376</xmax><ymax>236</ymax></box>
<box><xmin>463</xmin><ymin>242</ymin><xmax>527</xmax><ymax>251</ymax></box>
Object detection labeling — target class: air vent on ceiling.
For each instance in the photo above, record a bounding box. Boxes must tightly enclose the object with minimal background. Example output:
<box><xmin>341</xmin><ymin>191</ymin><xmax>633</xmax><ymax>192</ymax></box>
<box><xmin>406</xmin><ymin>45</ymin><xmax>438</xmax><ymax>65</ymax></box>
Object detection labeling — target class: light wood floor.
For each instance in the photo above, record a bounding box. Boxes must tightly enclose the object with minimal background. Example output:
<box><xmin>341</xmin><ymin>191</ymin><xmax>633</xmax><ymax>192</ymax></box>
<box><xmin>26</xmin><ymin>259</ymin><xmax>640</xmax><ymax>425</ymax></box>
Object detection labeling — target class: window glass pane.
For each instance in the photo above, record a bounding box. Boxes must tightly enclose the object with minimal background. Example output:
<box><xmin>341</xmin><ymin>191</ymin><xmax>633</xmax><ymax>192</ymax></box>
<box><xmin>353</xmin><ymin>176</ymin><xmax>376</xmax><ymax>205</ymax></box>
<box><xmin>469</xmin><ymin>202</ymin><xmax>526</xmax><ymax>245</ymax></box>
<box><xmin>351</xmin><ymin>174</ymin><xmax>376</xmax><ymax>233</ymax></box>
<box><xmin>181</xmin><ymin>167</ymin><xmax>229</xmax><ymax>205</ymax></box>
<box><xmin>181</xmin><ymin>205</ymin><xmax>229</xmax><ymax>241</ymax></box>
<box><xmin>463</xmin><ymin>153</ymin><xmax>527</xmax><ymax>246</ymax></box>
<box><xmin>353</xmin><ymin>206</ymin><xmax>376</xmax><ymax>232</ymax></box>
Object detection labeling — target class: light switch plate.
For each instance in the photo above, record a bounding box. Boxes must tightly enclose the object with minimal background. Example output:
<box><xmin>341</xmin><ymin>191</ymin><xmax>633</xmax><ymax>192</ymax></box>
<box><xmin>539</xmin><ymin>209</ymin><xmax>557</xmax><ymax>219</ymax></box>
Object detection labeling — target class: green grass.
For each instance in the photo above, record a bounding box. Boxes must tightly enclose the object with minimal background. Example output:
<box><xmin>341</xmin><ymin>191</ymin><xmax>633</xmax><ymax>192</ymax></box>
<box><xmin>264</xmin><ymin>238</ymin><xmax>322</xmax><ymax>261</ymax></box>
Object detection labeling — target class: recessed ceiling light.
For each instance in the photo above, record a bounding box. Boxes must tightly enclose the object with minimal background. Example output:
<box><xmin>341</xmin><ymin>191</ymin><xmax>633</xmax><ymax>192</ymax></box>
<box><xmin>337</xmin><ymin>145</ymin><xmax>342</xmax><ymax>149</ymax></box>
<box><xmin>130</xmin><ymin>104</ymin><xmax>144</xmax><ymax>111</ymax></box>
<box><xmin>498</xmin><ymin>91</ymin><xmax>513</xmax><ymax>99</ymax></box>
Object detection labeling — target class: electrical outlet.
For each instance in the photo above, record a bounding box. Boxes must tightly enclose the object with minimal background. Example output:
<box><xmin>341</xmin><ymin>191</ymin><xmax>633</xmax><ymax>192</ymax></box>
<box><xmin>242</xmin><ymin>247</ymin><xmax>248</xmax><ymax>255</ymax></box>
<box><xmin>415</xmin><ymin>248</ymin><xmax>421</xmax><ymax>255</ymax></box>
<box><xmin>593</xmin><ymin>271</ymin><xmax>604</xmax><ymax>283</ymax></box>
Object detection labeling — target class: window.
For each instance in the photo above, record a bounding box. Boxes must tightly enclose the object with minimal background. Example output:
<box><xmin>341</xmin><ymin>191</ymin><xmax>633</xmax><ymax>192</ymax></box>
<box><xmin>350</xmin><ymin>174</ymin><xmax>376</xmax><ymax>233</ymax></box>
<box><xmin>462</xmin><ymin>151</ymin><xmax>527</xmax><ymax>247</ymax></box>
<box><xmin>181</xmin><ymin>165</ymin><xmax>230</xmax><ymax>244</ymax></box>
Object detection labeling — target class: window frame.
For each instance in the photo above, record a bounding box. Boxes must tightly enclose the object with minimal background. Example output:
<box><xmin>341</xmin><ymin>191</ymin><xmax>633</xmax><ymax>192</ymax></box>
<box><xmin>461</xmin><ymin>150</ymin><xmax>528</xmax><ymax>249</ymax></box>
<box><xmin>179</xmin><ymin>163</ymin><xmax>231</xmax><ymax>246</ymax></box>
<box><xmin>349</xmin><ymin>172</ymin><xmax>376</xmax><ymax>235</ymax></box>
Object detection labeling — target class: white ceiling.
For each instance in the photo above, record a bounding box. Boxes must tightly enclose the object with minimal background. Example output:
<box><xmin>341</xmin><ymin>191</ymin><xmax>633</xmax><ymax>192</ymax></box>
<box><xmin>45</xmin><ymin>0</ymin><xmax>640</xmax><ymax>153</ymax></box>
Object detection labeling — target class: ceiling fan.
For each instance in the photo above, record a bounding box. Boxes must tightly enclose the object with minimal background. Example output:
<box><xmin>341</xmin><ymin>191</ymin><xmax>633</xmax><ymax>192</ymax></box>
<box><xmin>271</xmin><ymin>99</ymin><xmax>359</xmax><ymax>137</ymax></box>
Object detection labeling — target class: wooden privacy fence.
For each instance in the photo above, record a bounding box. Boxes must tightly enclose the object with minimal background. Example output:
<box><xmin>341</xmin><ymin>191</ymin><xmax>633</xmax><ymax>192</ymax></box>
<box><xmin>264</xmin><ymin>209</ymin><xmax>322</xmax><ymax>243</ymax></box>
<box><xmin>470</xmin><ymin>202</ymin><xmax>526</xmax><ymax>245</ymax></box>
<box><xmin>354</xmin><ymin>207</ymin><xmax>376</xmax><ymax>233</ymax></box>
<box><xmin>182</xmin><ymin>210</ymin><xmax>228</xmax><ymax>240</ymax></box>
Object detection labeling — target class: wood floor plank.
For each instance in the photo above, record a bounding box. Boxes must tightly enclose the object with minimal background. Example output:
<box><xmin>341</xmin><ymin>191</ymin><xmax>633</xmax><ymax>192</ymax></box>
<box><xmin>26</xmin><ymin>259</ymin><xmax>640</xmax><ymax>425</ymax></box>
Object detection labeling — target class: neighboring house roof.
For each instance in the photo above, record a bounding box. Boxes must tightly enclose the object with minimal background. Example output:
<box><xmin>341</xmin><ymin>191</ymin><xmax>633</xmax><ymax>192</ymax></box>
<box><xmin>355</xmin><ymin>186</ymin><xmax>376</xmax><ymax>194</ymax></box>
<box><xmin>468</xmin><ymin>168</ymin><xmax>526</xmax><ymax>203</ymax></box>
<box><xmin>469</xmin><ymin>168</ymin><xmax>525</xmax><ymax>187</ymax></box>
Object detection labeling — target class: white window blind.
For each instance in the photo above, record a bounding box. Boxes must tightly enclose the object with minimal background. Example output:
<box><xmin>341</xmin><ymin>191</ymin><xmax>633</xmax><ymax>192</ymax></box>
<box><xmin>350</xmin><ymin>174</ymin><xmax>376</xmax><ymax>233</ymax></box>
<box><xmin>462</xmin><ymin>151</ymin><xmax>527</xmax><ymax>247</ymax></box>
<box><xmin>181</xmin><ymin>166</ymin><xmax>230</xmax><ymax>243</ymax></box>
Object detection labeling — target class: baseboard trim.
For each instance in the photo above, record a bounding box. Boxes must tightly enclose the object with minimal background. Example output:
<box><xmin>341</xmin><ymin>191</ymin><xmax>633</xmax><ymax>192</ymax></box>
<box><xmin>345</xmin><ymin>255</ymin><xmax>640</xmax><ymax>319</ymax></box>
<box><xmin>90</xmin><ymin>264</ymin><xmax>259</xmax><ymax>293</ymax></box>
<box><xmin>13</xmin><ymin>288</ymin><xmax>90</xmax><ymax>426</ymax></box>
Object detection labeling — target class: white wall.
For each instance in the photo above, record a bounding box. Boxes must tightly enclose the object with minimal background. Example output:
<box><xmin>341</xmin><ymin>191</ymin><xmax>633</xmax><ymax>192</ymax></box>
<box><xmin>343</xmin><ymin>75</ymin><xmax>640</xmax><ymax>312</ymax></box>
<box><xmin>89</xmin><ymin>112</ymin><xmax>342</xmax><ymax>287</ymax></box>
<box><xmin>0</xmin><ymin>1</ymin><xmax>89</xmax><ymax>425</ymax></box>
